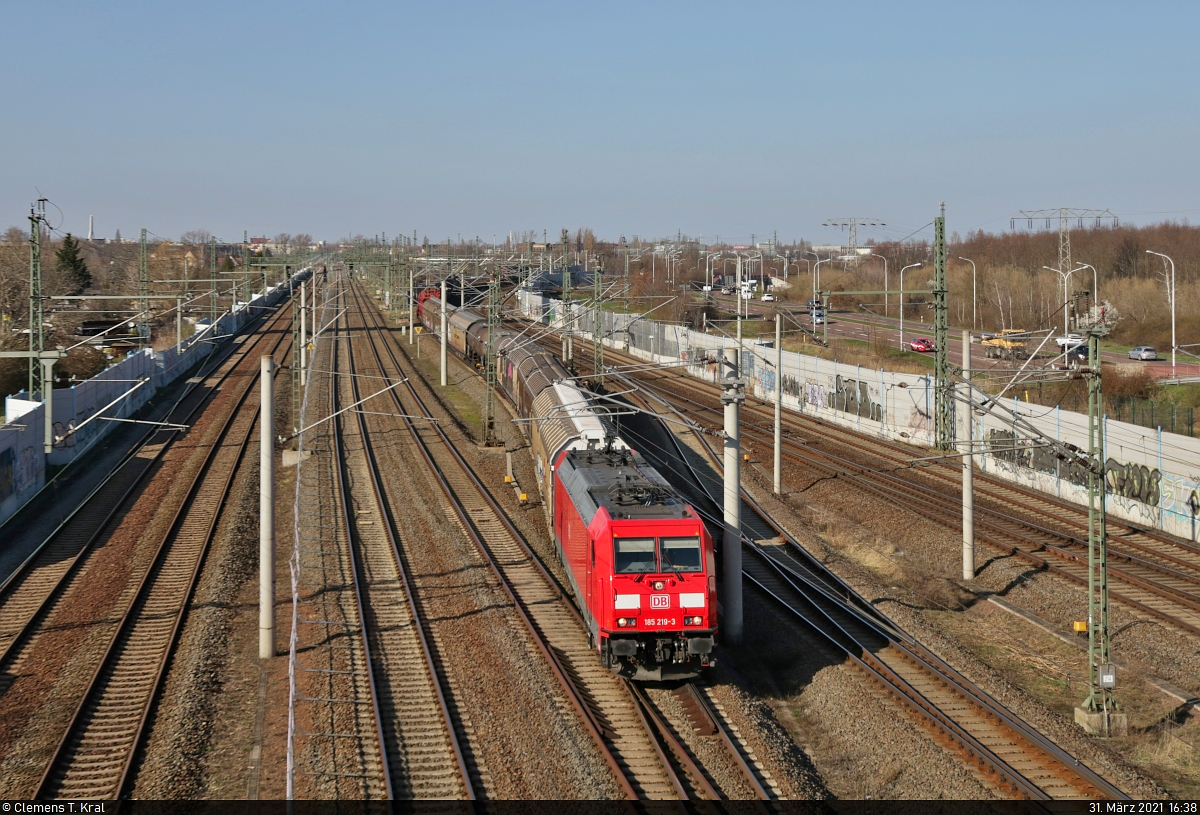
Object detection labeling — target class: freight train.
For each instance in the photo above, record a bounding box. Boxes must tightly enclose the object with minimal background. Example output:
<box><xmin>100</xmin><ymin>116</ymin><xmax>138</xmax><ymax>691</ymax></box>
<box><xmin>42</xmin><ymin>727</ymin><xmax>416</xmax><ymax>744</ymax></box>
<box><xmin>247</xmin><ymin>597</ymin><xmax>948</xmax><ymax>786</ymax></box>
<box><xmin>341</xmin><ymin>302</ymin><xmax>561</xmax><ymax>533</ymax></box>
<box><xmin>420</xmin><ymin>297</ymin><xmax>717</xmax><ymax>680</ymax></box>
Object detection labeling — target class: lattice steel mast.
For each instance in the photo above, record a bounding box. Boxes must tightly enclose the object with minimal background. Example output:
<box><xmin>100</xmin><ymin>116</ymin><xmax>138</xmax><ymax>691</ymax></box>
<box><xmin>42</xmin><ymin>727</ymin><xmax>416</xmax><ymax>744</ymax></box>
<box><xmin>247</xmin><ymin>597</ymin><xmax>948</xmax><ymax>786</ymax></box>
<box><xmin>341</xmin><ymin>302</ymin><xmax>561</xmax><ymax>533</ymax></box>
<box><xmin>934</xmin><ymin>205</ymin><xmax>952</xmax><ymax>449</ymax></box>
<box><xmin>592</xmin><ymin>254</ymin><xmax>604</xmax><ymax>389</ymax></box>
<box><xmin>28</xmin><ymin>201</ymin><xmax>47</xmax><ymax>396</ymax></box>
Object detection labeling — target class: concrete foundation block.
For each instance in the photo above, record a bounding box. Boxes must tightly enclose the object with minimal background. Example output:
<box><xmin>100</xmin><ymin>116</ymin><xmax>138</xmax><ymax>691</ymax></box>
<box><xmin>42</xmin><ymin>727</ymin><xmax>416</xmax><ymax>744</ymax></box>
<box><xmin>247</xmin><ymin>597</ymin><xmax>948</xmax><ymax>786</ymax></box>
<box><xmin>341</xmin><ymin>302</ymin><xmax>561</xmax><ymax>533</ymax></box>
<box><xmin>282</xmin><ymin>449</ymin><xmax>312</xmax><ymax>467</ymax></box>
<box><xmin>1075</xmin><ymin>707</ymin><xmax>1129</xmax><ymax>737</ymax></box>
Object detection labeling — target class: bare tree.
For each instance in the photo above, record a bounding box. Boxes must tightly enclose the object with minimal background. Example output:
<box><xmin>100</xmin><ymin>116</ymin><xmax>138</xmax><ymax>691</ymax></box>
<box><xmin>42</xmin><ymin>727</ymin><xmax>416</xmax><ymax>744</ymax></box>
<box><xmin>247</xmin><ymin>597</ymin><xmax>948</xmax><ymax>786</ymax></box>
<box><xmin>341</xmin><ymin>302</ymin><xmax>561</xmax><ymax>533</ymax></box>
<box><xmin>181</xmin><ymin>229</ymin><xmax>212</xmax><ymax>246</ymax></box>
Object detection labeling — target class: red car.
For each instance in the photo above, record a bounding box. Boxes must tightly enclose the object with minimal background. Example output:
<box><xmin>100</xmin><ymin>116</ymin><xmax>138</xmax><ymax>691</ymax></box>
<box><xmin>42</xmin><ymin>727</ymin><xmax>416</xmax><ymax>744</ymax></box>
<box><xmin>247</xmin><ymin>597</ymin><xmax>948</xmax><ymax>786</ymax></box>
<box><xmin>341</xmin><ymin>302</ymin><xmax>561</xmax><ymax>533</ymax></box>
<box><xmin>909</xmin><ymin>337</ymin><xmax>934</xmax><ymax>352</ymax></box>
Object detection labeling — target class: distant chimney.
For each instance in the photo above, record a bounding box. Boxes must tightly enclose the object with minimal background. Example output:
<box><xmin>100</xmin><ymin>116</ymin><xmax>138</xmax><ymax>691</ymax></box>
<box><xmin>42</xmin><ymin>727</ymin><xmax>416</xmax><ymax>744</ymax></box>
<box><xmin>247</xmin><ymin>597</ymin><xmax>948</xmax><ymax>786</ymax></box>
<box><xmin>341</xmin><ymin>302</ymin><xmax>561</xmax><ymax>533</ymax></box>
<box><xmin>88</xmin><ymin>215</ymin><xmax>94</xmax><ymax>241</ymax></box>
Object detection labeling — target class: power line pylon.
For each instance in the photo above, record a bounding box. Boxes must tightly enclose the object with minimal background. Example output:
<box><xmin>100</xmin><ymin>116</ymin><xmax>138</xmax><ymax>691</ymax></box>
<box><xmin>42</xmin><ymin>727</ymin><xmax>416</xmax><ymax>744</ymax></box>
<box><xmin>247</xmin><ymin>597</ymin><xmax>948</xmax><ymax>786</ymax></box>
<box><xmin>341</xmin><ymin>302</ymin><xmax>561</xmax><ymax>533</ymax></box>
<box><xmin>822</xmin><ymin>217</ymin><xmax>885</xmax><ymax>264</ymax></box>
<box><xmin>1011</xmin><ymin>208</ymin><xmax>1118</xmax><ymax>276</ymax></box>
<box><xmin>28</xmin><ymin>200</ymin><xmax>47</xmax><ymax>396</ymax></box>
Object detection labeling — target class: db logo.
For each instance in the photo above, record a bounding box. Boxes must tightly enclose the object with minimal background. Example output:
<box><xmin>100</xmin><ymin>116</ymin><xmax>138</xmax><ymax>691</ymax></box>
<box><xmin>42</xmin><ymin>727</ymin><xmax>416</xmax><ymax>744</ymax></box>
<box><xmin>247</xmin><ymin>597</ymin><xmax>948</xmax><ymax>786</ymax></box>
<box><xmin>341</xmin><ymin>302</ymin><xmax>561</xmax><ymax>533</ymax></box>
<box><xmin>650</xmin><ymin>594</ymin><xmax>670</xmax><ymax>609</ymax></box>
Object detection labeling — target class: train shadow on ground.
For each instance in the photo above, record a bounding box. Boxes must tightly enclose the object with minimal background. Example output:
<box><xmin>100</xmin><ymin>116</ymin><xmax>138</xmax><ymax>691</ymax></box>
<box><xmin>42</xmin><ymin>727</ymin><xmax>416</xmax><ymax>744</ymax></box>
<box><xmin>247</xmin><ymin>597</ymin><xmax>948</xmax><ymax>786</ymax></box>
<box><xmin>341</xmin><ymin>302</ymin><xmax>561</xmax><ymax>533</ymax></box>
<box><xmin>616</xmin><ymin>399</ymin><xmax>860</xmax><ymax>700</ymax></box>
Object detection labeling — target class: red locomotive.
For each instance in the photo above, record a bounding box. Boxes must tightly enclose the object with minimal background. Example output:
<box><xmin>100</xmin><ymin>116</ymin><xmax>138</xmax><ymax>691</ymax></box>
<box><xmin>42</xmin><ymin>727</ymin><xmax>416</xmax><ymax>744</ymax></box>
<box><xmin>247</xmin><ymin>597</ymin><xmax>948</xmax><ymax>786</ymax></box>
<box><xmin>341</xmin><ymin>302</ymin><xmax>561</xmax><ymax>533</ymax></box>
<box><xmin>420</xmin><ymin>297</ymin><xmax>717</xmax><ymax>679</ymax></box>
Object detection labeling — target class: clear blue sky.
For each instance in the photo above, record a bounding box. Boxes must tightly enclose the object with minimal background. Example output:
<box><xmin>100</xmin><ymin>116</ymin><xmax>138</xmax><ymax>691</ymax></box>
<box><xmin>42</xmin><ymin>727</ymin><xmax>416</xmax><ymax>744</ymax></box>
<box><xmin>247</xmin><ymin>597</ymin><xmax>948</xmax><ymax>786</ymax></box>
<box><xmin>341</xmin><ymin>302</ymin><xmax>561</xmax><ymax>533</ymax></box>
<box><xmin>3</xmin><ymin>1</ymin><xmax>1197</xmax><ymax>246</ymax></box>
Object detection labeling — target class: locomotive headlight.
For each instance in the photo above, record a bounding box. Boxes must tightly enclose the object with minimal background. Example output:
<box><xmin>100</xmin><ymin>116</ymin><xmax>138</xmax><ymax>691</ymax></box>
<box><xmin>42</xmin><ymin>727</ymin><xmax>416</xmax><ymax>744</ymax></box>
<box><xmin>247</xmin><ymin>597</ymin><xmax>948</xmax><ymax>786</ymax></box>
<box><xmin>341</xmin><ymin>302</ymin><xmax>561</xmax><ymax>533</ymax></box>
<box><xmin>685</xmin><ymin>616</ymin><xmax>703</xmax><ymax>625</ymax></box>
<box><xmin>652</xmin><ymin>580</ymin><xmax>664</xmax><ymax>591</ymax></box>
<box><xmin>617</xmin><ymin>617</ymin><xmax>633</xmax><ymax>627</ymax></box>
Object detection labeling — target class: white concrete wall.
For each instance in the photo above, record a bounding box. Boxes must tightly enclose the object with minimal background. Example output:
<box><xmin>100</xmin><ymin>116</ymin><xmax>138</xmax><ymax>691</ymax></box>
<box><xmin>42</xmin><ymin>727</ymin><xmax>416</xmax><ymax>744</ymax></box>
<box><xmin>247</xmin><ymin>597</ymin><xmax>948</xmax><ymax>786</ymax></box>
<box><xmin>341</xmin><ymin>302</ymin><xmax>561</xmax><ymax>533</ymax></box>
<box><xmin>0</xmin><ymin>267</ymin><xmax>312</xmax><ymax>528</ymax></box>
<box><xmin>521</xmin><ymin>292</ymin><xmax>1200</xmax><ymax>542</ymax></box>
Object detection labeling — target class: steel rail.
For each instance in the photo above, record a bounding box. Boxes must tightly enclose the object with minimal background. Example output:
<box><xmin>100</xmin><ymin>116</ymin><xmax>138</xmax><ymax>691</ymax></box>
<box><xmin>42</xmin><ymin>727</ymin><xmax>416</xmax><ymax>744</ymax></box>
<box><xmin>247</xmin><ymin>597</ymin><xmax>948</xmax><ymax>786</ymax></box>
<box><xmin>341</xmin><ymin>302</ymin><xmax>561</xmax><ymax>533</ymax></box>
<box><xmin>592</xmin><ymin>342</ymin><xmax>1200</xmax><ymax>637</ymax></box>
<box><xmin>348</xmin><ymin>283</ymin><xmax>662</xmax><ymax>801</ymax></box>
<box><xmin>31</xmin><ymin>299</ymin><xmax>295</xmax><ymax>800</ymax></box>
<box><xmin>328</xmin><ymin>298</ymin><xmax>394</xmax><ymax>799</ymax></box>
<box><xmin>341</xmin><ymin>290</ymin><xmax>475</xmax><ymax>799</ymax></box>
<box><xmin>0</xmin><ymin>300</ymin><xmax>294</xmax><ymax>670</ymax></box>
<box><xmin>610</xmin><ymin>366</ymin><xmax>1128</xmax><ymax>801</ymax></box>
<box><xmin>403</xmin><ymin>310</ymin><xmax>774</xmax><ymax>800</ymax></box>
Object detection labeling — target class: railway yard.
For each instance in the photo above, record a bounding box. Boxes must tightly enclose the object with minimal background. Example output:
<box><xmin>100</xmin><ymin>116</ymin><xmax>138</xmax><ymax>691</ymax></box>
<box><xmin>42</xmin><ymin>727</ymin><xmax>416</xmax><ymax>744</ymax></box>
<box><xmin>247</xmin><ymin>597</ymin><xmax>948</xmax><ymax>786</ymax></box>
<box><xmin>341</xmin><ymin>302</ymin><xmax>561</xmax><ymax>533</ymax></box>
<box><xmin>0</xmin><ymin>264</ymin><xmax>1197</xmax><ymax>802</ymax></box>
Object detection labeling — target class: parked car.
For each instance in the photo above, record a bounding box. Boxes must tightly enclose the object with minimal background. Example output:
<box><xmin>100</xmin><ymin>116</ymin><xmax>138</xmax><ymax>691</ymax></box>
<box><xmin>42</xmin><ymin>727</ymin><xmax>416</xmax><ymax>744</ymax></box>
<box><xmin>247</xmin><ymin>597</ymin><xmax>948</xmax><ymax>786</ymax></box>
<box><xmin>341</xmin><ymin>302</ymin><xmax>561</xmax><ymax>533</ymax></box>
<box><xmin>1055</xmin><ymin>333</ymin><xmax>1084</xmax><ymax>347</ymax></box>
<box><xmin>1064</xmin><ymin>344</ymin><xmax>1089</xmax><ymax>366</ymax></box>
<box><xmin>720</xmin><ymin>287</ymin><xmax>732</xmax><ymax>295</ymax></box>
<box><xmin>761</xmin><ymin>293</ymin><xmax>775</xmax><ymax>302</ymax></box>
<box><xmin>909</xmin><ymin>337</ymin><xmax>935</xmax><ymax>352</ymax></box>
<box><xmin>810</xmin><ymin>309</ymin><xmax>825</xmax><ymax>325</ymax></box>
<box><xmin>806</xmin><ymin>299</ymin><xmax>821</xmax><ymax>309</ymax></box>
<box><xmin>1129</xmin><ymin>346</ymin><xmax>1158</xmax><ymax>361</ymax></box>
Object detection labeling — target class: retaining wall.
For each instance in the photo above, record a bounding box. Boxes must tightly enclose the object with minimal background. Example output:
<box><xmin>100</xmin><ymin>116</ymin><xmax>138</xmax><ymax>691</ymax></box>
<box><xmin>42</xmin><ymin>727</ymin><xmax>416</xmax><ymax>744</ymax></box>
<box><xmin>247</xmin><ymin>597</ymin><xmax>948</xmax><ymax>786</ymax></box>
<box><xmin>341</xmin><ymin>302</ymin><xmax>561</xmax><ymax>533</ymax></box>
<box><xmin>0</xmin><ymin>271</ymin><xmax>310</xmax><ymax>528</ymax></box>
<box><xmin>520</xmin><ymin>291</ymin><xmax>1200</xmax><ymax>541</ymax></box>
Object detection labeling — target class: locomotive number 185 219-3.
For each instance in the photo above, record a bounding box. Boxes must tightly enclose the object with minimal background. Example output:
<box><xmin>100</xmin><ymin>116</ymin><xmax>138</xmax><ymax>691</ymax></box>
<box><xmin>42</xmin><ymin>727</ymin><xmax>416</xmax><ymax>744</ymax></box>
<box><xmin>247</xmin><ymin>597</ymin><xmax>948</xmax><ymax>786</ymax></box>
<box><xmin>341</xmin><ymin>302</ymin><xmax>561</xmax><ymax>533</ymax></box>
<box><xmin>643</xmin><ymin>618</ymin><xmax>677</xmax><ymax>628</ymax></box>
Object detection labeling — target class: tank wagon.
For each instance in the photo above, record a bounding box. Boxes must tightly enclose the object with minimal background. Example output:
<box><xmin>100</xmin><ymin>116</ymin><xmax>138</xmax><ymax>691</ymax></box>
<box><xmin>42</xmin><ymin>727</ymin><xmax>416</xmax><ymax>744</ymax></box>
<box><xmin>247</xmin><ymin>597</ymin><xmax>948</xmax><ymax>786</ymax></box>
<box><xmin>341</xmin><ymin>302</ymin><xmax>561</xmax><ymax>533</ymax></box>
<box><xmin>419</xmin><ymin>297</ymin><xmax>716</xmax><ymax>679</ymax></box>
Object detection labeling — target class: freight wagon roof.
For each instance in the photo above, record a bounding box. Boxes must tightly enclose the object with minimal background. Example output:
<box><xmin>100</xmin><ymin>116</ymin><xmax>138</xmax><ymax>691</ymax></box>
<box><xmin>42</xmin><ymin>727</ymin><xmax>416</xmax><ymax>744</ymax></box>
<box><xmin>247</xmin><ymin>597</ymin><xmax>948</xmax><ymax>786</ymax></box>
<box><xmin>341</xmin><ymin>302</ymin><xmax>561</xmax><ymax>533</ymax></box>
<box><xmin>533</xmin><ymin>382</ymin><xmax>628</xmax><ymax>464</ymax></box>
<box><xmin>558</xmin><ymin>448</ymin><xmax>688</xmax><ymax>525</ymax></box>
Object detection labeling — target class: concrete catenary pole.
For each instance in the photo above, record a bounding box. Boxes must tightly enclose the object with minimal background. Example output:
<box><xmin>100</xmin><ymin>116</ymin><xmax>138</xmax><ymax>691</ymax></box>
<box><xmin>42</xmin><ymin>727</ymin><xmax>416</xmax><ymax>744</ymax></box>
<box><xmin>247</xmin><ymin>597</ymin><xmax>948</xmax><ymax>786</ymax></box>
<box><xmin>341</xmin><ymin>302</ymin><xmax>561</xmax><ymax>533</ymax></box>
<box><xmin>962</xmin><ymin>329</ymin><xmax>974</xmax><ymax>579</ymax></box>
<box><xmin>440</xmin><ymin>279</ymin><xmax>448</xmax><ymax>387</ymax></box>
<box><xmin>721</xmin><ymin>346</ymin><xmax>744</xmax><ymax>644</ymax></box>
<box><xmin>299</xmin><ymin>281</ymin><xmax>307</xmax><ymax>388</ymax></box>
<box><xmin>774</xmin><ymin>313</ymin><xmax>783</xmax><ymax>494</ymax></box>
<box><xmin>260</xmin><ymin>354</ymin><xmax>275</xmax><ymax>659</ymax></box>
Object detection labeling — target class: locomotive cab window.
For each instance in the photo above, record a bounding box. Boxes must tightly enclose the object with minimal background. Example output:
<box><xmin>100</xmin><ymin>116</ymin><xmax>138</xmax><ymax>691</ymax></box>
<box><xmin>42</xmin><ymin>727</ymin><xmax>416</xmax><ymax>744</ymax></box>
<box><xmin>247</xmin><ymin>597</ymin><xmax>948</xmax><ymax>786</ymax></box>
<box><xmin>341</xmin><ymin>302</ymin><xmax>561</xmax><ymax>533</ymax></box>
<box><xmin>660</xmin><ymin>536</ymin><xmax>702</xmax><ymax>572</ymax></box>
<box><xmin>614</xmin><ymin>537</ymin><xmax>656</xmax><ymax>573</ymax></box>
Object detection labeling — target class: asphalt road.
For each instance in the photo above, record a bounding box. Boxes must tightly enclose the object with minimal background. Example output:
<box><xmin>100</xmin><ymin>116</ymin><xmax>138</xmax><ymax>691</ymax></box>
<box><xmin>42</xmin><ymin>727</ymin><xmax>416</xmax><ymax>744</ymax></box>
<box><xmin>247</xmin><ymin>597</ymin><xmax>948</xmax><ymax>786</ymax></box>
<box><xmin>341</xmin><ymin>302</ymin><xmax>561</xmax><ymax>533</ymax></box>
<box><xmin>700</xmin><ymin>290</ymin><xmax>1173</xmax><ymax>373</ymax></box>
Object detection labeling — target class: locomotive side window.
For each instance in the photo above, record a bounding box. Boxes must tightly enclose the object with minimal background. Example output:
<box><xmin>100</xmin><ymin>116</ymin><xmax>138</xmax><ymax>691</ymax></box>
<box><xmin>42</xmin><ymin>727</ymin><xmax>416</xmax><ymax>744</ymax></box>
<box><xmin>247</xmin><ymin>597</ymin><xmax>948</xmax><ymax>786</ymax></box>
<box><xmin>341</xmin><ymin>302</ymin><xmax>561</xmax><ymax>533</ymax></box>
<box><xmin>614</xmin><ymin>537</ymin><xmax>656</xmax><ymax>573</ymax></box>
<box><xmin>660</xmin><ymin>537</ymin><xmax>703</xmax><ymax>572</ymax></box>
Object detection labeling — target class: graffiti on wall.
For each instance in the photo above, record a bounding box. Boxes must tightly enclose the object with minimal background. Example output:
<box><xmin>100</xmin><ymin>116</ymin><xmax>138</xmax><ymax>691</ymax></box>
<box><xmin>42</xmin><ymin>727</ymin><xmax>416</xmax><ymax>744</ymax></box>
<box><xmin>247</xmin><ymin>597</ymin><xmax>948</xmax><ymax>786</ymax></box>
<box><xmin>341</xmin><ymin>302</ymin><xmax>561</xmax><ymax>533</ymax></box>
<box><xmin>1105</xmin><ymin>458</ymin><xmax>1162</xmax><ymax>506</ymax></box>
<box><xmin>826</xmin><ymin>375</ymin><xmax>882</xmax><ymax>421</ymax></box>
<box><xmin>781</xmin><ymin>373</ymin><xmax>800</xmax><ymax>399</ymax></box>
<box><xmin>908</xmin><ymin>408</ymin><xmax>932</xmax><ymax>435</ymax></box>
<box><xmin>984</xmin><ymin>427</ymin><xmax>1190</xmax><ymax>513</ymax></box>
<box><xmin>803</xmin><ymin>381</ymin><xmax>827</xmax><ymax>409</ymax></box>
<box><xmin>17</xmin><ymin>446</ymin><xmax>38</xmax><ymax>493</ymax></box>
<box><xmin>756</xmin><ymin>367</ymin><xmax>776</xmax><ymax>394</ymax></box>
<box><xmin>0</xmin><ymin>446</ymin><xmax>13</xmax><ymax>502</ymax></box>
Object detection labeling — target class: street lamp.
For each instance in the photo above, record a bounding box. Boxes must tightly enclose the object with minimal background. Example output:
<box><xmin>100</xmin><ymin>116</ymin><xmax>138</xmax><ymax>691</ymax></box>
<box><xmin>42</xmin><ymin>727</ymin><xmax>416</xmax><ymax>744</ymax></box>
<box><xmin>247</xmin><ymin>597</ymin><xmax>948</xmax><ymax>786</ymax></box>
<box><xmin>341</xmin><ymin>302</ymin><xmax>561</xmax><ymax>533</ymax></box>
<box><xmin>869</xmin><ymin>253</ymin><xmax>888</xmax><ymax>318</ymax></box>
<box><xmin>899</xmin><ymin>262</ymin><xmax>922</xmax><ymax>350</ymax></box>
<box><xmin>958</xmin><ymin>257</ymin><xmax>976</xmax><ymax>330</ymax></box>
<box><xmin>813</xmin><ymin>256</ymin><xmax>832</xmax><ymax>309</ymax></box>
<box><xmin>1042</xmin><ymin>265</ymin><xmax>1086</xmax><ymax>337</ymax></box>
<box><xmin>1146</xmin><ymin>250</ymin><xmax>1176</xmax><ymax>373</ymax></box>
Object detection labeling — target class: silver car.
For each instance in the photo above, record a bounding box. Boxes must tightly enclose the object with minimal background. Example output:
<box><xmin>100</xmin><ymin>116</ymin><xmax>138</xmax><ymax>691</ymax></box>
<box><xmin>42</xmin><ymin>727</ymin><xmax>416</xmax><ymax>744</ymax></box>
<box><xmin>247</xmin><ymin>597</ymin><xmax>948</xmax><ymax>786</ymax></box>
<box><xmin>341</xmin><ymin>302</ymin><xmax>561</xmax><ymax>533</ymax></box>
<box><xmin>1129</xmin><ymin>346</ymin><xmax>1158</xmax><ymax>360</ymax></box>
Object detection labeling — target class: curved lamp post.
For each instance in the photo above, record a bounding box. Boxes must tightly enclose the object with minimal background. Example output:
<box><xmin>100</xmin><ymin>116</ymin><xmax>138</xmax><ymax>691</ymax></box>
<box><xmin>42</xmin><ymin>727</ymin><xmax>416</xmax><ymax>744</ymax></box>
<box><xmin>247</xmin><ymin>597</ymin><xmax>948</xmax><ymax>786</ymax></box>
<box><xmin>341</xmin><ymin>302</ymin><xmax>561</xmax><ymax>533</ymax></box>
<box><xmin>1042</xmin><ymin>264</ymin><xmax>1086</xmax><ymax>337</ymax></box>
<box><xmin>958</xmin><ymin>256</ymin><xmax>976</xmax><ymax>330</ymax></box>
<box><xmin>870</xmin><ymin>253</ymin><xmax>888</xmax><ymax>318</ymax></box>
<box><xmin>1146</xmin><ymin>250</ymin><xmax>1176</xmax><ymax>373</ymax></box>
<box><xmin>899</xmin><ymin>262</ymin><xmax>922</xmax><ymax>349</ymax></box>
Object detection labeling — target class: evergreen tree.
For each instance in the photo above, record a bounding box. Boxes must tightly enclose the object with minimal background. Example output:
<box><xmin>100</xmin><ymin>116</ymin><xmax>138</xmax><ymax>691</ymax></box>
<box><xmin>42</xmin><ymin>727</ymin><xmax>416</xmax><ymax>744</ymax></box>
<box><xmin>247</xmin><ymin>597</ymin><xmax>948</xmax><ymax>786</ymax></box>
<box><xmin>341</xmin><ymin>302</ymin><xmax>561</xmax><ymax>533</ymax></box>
<box><xmin>55</xmin><ymin>233</ymin><xmax>92</xmax><ymax>294</ymax></box>
<box><xmin>221</xmin><ymin>256</ymin><xmax>235</xmax><ymax>274</ymax></box>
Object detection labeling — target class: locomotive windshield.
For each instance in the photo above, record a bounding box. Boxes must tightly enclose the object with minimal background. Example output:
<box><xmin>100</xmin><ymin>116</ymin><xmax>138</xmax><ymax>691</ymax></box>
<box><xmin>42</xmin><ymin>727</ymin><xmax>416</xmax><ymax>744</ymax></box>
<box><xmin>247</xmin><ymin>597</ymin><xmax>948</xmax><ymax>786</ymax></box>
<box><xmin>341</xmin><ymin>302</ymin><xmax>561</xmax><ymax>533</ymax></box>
<box><xmin>660</xmin><ymin>537</ymin><xmax>703</xmax><ymax>572</ymax></box>
<box><xmin>614</xmin><ymin>537</ymin><xmax>656</xmax><ymax>573</ymax></box>
<box><xmin>614</xmin><ymin>536</ymin><xmax>703</xmax><ymax>573</ymax></box>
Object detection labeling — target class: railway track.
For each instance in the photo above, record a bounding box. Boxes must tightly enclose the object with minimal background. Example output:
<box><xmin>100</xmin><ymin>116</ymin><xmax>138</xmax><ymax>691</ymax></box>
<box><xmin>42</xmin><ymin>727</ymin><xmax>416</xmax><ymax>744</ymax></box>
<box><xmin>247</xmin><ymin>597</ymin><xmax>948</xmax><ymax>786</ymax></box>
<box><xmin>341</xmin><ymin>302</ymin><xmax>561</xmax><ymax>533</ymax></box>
<box><xmin>0</xmin><ymin>296</ymin><xmax>294</xmax><ymax>799</ymax></box>
<box><xmin>337</xmin><ymin>292</ymin><xmax>474</xmax><ymax>798</ymax></box>
<box><xmin>580</xmin><ymin>339</ymin><xmax>1200</xmax><ymax>638</ymax></box>
<box><xmin>350</xmin><ymin>281</ymin><xmax>730</xmax><ymax>800</ymax></box>
<box><xmin>0</xmin><ymin>304</ymin><xmax>289</xmax><ymax>665</ymax></box>
<box><xmin>611</xmin><ymin>369</ymin><xmax>1129</xmax><ymax>800</ymax></box>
